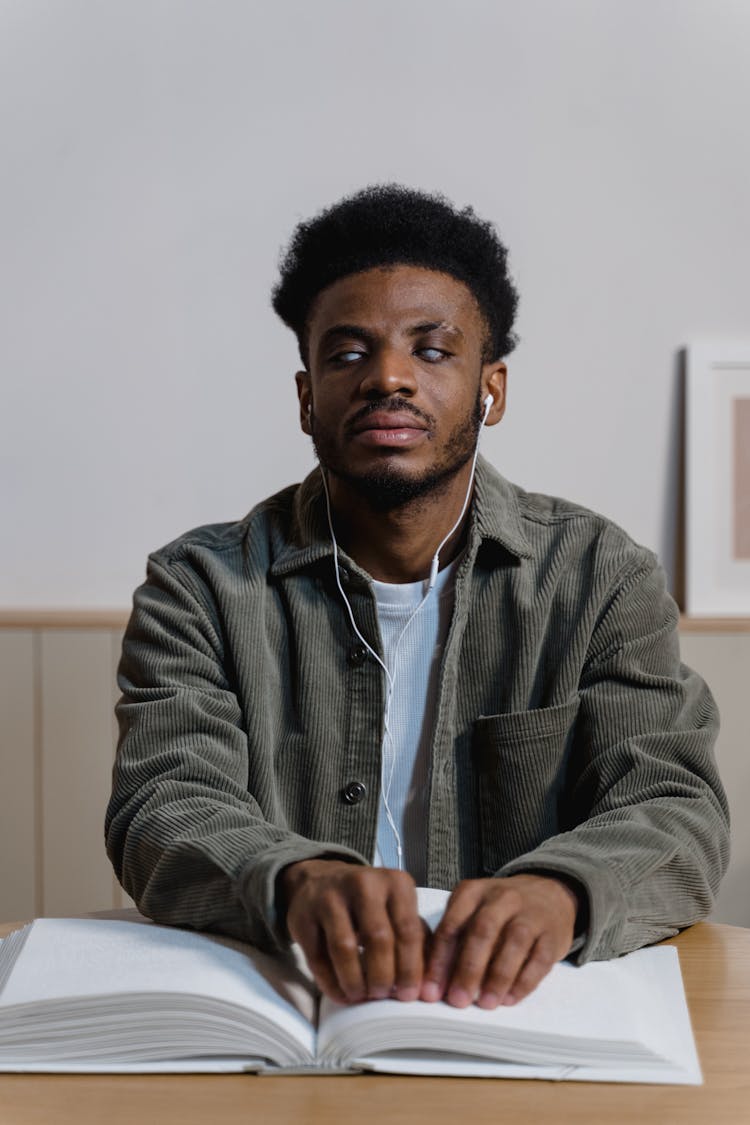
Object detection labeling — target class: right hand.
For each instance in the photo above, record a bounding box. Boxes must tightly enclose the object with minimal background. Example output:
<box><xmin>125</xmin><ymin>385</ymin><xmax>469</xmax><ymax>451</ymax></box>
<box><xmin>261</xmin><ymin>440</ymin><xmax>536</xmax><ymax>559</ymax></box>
<box><xmin>279</xmin><ymin>860</ymin><xmax>426</xmax><ymax>1005</ymax></box>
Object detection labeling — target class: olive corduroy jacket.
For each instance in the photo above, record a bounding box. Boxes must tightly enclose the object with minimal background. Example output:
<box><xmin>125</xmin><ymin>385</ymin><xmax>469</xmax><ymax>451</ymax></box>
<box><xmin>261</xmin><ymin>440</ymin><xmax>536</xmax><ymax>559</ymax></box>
<box><xmin>105</xmin><ymin>458</ymin><xmax>730</xmax><ymax>960</ymax></box>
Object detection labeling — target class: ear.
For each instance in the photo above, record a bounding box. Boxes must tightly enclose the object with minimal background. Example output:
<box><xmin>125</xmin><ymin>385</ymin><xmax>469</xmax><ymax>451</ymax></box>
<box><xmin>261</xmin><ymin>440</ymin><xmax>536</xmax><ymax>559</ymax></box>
<box><xmin>295</xmin><ymin>370</ymin><xmax>313</xmax><ymax>435</ymax></box>
<box><xmin>481</xmin><ymin>362</ymin><xmax>507</xmax><ymax>427</ymax></box>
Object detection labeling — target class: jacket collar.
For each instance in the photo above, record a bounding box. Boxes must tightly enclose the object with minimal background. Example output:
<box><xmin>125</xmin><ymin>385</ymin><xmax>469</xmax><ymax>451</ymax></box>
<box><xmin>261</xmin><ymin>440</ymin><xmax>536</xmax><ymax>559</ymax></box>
<box><xmin>470</xmin><ymin>456</ymin><xmax>533</xmax><ymax>559</ymax></box>
<box><xmin>268</xmin><ymin>456</ymin><xmax>532</xmax><ymax>579</ymax></box>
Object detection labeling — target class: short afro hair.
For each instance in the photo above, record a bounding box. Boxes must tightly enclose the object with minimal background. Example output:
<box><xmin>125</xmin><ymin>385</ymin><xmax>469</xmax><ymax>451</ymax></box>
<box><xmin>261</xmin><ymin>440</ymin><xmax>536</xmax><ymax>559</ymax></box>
<box><xmin>271</xmin><ymin>184</ymin><xmax>519</xmax><ymax>367</ymax></box>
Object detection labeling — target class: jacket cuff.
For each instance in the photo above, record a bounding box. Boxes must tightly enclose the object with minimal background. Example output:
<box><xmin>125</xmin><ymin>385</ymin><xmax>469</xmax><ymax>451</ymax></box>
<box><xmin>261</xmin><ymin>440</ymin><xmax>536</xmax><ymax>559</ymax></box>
<box><xmin>495</xmin><ymin>848</ymin><xmax>627</xmax><ymax>963</ymax></box>
<box><xmin>237</xmin><ymin>839</ymin><xmax>370</xmax><ymax>951</ymax></box>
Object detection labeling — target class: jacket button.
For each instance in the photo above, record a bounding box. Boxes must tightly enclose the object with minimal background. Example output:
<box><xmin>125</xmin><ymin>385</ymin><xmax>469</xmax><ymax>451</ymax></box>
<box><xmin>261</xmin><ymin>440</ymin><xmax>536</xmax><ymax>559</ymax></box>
<box><xmin>347</xmin><ymin>643</ymin><xmax>369</xmax><ymax>667</ymax></box>
<box><xmin>342</xmin><ymin>780</ymin><xmax>367</xmax><ymax>805</ymax></box>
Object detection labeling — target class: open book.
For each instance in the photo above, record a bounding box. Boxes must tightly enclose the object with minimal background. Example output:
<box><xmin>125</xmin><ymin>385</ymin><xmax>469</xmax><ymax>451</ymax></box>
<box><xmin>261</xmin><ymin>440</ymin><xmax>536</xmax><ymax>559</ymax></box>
<box><xmin>0</xmin><ymin>888</ymin><xmax>700</xmax><ymax>1083</ymax></box>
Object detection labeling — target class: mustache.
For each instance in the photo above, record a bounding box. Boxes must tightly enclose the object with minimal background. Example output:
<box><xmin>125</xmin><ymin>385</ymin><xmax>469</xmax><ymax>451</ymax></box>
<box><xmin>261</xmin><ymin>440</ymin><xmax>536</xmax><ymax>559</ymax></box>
<box><xmin>344</xmin><ymin>398</ymin><xmax>434</xmax><ymax>434</ymax></box>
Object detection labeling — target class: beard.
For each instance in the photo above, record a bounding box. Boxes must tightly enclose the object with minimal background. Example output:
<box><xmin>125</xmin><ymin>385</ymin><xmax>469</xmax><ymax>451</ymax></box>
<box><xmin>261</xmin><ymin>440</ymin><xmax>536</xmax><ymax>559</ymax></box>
<box><xmin>311</xmin><ymin>391</ymin><xmax>484</xmax><ymax>513</ymax></box>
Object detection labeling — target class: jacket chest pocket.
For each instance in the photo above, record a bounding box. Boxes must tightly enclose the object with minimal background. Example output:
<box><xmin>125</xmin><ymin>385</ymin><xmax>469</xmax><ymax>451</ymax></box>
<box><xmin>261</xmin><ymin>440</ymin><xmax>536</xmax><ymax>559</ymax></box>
<box><xmin>472</xmin><ymin>699</ymin><xmax>580</xmax><ymax>874</ymax></box>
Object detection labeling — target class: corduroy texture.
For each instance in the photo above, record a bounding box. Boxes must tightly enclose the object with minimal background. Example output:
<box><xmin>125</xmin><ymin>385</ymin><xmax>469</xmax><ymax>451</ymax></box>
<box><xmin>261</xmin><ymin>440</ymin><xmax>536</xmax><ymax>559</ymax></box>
<box><xmin>105</xmin><ymin>458</ymin><xmax>729</xmax><ymax>961</ymax></box>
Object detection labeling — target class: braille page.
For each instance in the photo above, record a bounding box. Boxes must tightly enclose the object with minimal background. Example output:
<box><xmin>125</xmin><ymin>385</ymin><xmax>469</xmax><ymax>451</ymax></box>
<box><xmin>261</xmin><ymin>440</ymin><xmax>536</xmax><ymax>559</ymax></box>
<box><xmin>319</xmin><ymin>946</ymin><xmax>699</xmax><ymax>1082</ymax></box>
<box><xmin>316</xmin><ymin>887</ymin><xmax>701</xmax><ymax>1083</ymax></box>
<box><xmin>0</xmin><ymin>918</ymin><xmax>316</xmax><ymax>1067</ymax></box>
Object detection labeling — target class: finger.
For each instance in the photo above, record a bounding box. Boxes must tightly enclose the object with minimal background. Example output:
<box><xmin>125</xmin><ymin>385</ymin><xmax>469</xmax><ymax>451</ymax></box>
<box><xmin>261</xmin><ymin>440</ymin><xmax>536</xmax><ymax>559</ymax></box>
<box><xmin>498</xmin><ymin>934</ymin><xmax>559</xmax><ymax>1006</ymax></box>
<box><xmin>421</xmin><ymin>881</ymin><xmax>484</xmax><ymax>1002</ymax></box>
<box><xmin>356</xmin><ymin>895</ymin><xmax>398</xmax><ymax>1001</ymax></box>
<box><xmin>318</xmin><ymin>898</ymin><xmax>367</xmax><ymax>1003</ymax></box>
<box><xmin>387</xmin><ymin>879</ymin><xmax>424</xmax><ymax>1002</ymax></box>
<box><xmin>474</xmin><ymin>918</ymin><xmax>538</xmax><ymax>1009</ymax></box>
<box><xmin>297</xmin><ymin>923</ymin><xmax>348</xmax><ymax>1004</ymax></box>
<box><xmin>444</xmin><ymin>902</ymin><xmax>519</xmax><ymax>1008</ymax></box>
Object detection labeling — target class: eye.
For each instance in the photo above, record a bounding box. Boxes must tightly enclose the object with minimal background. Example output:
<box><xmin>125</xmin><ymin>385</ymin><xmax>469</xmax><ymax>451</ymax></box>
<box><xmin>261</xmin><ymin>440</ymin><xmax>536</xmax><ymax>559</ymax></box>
<box><xmin>329</xmin><ymin>349</ymin><xmax>366</xmax><ymax>366</ymax></box>
<box><xmin>417</xmin><ymin>347</ymin><xmax>450</xmax><ymax>362</ymax></box>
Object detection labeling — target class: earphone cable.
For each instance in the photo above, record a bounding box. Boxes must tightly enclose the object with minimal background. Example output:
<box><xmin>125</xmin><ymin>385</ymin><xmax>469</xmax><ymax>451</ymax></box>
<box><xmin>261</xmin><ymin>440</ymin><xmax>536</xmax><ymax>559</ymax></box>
<box><xmin>318</xmin><ymin>391</ymin><xmax>492</xmax><ymax>869</ymax></box>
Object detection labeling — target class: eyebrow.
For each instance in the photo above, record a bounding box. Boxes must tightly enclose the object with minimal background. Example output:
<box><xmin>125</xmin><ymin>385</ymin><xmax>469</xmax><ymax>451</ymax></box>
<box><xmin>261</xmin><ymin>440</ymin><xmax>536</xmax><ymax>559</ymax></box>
<box><xmin>319</xmin><ymin>321</ymin><xmax>465</xmax><ymax>349</ymax></box>
<box><xmin>410</xmin><ymin>321</ymin><xmax>464</xmax><ymax>339</ymax></box>
<box><xmin>319</xmin><ymin>324</ymin><xmax>377</xmax><ymax>349</ymax></box>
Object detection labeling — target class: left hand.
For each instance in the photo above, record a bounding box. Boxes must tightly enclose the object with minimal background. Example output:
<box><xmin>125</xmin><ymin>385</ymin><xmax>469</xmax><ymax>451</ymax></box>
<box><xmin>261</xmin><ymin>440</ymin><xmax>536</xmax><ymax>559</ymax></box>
<box><xmin>420</xmin><ymin>874</ymin><xmax>580</xmax><ymax>1009</ymax></box>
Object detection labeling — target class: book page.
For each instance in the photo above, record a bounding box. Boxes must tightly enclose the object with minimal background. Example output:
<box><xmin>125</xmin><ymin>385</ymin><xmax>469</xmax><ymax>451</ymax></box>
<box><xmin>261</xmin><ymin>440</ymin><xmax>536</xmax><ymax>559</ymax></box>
<box><xmin>0</xmin><ymin>918</ymin><xmax>316</xmax><ymax>1066</ymax></box>
<box><xmin>315</xmin><ymin>888</ymin><xmax>700</xmax><ymax>1083</ymax></box>
<box><xmin>348</xmin><ymin>948</ymin><xmax>702</xmax><ymax>1083</ymax></box>
<box><xmin>318</xmin><ymin>947</ymin><xmax>698</xmax><ymax>1080</ymax></box>
<box><xmin>318</xmin><ymin>956</ymin><xmax>645</xmax><ymax>1065</ymax></box>
<box><xmin>414</xmin><ymin>886</ymin><xmax>451</xmax><ymax>929</ymax></box>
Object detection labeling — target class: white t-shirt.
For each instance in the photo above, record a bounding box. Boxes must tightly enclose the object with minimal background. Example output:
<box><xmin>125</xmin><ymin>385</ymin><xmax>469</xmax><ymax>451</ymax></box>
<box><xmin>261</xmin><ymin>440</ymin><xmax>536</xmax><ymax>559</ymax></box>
<box><xmin>371</xmin><ymin>560</ymin><xmax>458</xmax><ymax>883</ymax></box>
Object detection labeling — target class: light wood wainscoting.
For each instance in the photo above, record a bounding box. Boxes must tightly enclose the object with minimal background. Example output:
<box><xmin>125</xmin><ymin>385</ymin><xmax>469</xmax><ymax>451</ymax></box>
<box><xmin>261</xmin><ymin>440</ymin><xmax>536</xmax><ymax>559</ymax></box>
<box><xmin>1</xmin><ymin>613</ymin><xmax>748</xmax><ymax>926</ymax></box>
<box><xmin>0</xmin><ymin>614</ymin><xmax>131</xmax><ymax>921</ymax></box>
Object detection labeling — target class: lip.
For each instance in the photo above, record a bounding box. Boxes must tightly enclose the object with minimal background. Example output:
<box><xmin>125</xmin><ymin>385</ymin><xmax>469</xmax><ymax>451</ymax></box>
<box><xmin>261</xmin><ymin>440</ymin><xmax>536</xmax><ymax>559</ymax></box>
<box><xmin>351</xmin><ymin>411</ymin><xmax>429</xmax><ymax>434</ymax></box>
<box><xmin>349</xmin><ymin>411</ymin><xmax>430</xmax><ymax>449</ymax></box>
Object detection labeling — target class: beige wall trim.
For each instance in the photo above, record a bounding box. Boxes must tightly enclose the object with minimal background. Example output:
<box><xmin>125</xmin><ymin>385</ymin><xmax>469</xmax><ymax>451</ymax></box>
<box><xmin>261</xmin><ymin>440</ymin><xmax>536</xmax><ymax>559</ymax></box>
<box><xmin>0</xmin><ymin>610</ymin><xmax>131</xmax><ymax>629</ymax></box>
<box><xmin>2</xmin><ymin>609</ymin><xmax>750</xmax><ymax>633</ymax></box>
<box><xmin>679</xmin><ymin>616</ymin><xmax>750</xmax><ymax>633</ymax></box>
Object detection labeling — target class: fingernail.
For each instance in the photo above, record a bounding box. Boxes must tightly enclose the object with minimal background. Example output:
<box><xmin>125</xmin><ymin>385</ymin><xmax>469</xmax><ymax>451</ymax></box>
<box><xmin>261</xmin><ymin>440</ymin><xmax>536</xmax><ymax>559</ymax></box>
<box><xmin>447</xmin><ymin>986</ymin><xmax>471</xmax><ymax>1007</ymax></box>
<box><xmin>368</xmin><ymin>987</ymin><xmax>390</xmax><ymax>1001</ymax></box>
<box><xmin>502</xmin><ymin>992</ymin><xmax>518</xmax><ymax>1006</ymax></box>
<box><xmin>421</xmin><ymin>981</ymin><xmax>441</xmax><ymax>1003</ymax></box>
<box><xmin>396</xmin><ymin>986</ymin><xmax>420</xmax><ymax>1003</ymax></box>
<box><xmin>478</xmin><ymin>990</ymin><xmax>499</xmax><ymax>1009</ymax></box>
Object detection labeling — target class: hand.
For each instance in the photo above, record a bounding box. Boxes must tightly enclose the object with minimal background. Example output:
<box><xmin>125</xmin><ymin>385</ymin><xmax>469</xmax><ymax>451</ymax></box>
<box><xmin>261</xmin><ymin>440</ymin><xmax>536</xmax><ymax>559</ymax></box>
<box><xmin>421</xmin><ymin>874</ymin><xmax>579</xmax><ymax>1009</ymax></box>
<box><xmin>279</xmin><ymin>860</ymin><xmax>426</xmax><ymax>1005</ymax></box>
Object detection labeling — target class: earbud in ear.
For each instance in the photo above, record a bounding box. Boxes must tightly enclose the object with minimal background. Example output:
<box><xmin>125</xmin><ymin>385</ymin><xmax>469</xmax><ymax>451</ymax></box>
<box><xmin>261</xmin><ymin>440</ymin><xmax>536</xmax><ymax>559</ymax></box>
<box><xmin>482</xmin><ymin>394</ymin><xmax>493</xmax><ymax>423</ymax></box>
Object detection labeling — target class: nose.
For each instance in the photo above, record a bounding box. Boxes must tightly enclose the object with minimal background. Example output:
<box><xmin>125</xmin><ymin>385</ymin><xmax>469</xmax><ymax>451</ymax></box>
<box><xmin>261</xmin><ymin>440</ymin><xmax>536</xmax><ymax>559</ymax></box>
<box><xmin>358</xmin><ymin>346</ymin><xmax>417</xmax><ymax>399</ymax></box>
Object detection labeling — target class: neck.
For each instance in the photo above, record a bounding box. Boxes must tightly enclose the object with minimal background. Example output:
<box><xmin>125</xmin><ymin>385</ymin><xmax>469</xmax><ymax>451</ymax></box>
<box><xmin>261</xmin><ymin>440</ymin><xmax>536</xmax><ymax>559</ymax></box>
<box><xmin>323</xmin><ymin>461</ymin><xmax>477</xmax><ymax>583</ymax></box>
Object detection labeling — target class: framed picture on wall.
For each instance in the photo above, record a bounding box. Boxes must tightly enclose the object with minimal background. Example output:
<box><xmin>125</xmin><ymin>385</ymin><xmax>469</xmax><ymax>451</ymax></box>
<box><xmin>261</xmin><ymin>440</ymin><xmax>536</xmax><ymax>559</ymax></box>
<box><xmin>685</xmin><ymin>343</ymin><xmax>750</xmax><ymax>616</ymax></box>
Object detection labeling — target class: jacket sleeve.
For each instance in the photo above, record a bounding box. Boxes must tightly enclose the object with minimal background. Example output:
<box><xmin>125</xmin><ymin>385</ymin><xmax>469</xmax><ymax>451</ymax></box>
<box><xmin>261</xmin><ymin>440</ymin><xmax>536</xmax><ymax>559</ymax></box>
<box><xmin>496</xmin><ymin>550</ymin><xmax>730</xmax><ymax>962</ymax></box>
<box><xmin>105</xmin><ymin>552</ymin><xmax>368</xmax><ymax>951</ymax></box>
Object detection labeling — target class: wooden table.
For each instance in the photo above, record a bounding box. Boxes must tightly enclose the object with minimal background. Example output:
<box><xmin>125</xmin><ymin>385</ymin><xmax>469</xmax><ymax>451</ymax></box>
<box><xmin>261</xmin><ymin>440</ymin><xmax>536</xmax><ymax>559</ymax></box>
<box><xmin>1</xmin><ymin>919</ymin><xmax>749</xmax><ymax>1125</ymax></box>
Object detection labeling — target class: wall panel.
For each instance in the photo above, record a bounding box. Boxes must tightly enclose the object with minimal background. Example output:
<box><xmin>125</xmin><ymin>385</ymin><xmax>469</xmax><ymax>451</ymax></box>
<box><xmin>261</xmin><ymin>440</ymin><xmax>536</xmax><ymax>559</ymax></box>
<box><xmin>39</xmin><ymin>630</ymin><xmax>119</xmax><ymax>915</ymax></box>
<box><xmin>0</xmin><ymin>631</ymin><xmax>37</xmax><ymax>920</ymax></box>
<box><xmin>680</xmin><ymin>632</ymin><xmax>750</xmax><ymax>929</ymax></box>
<box><xmin>0</xmin><ymin>620</ymin><xmax>747</xmax><ymax>926</ymax></box>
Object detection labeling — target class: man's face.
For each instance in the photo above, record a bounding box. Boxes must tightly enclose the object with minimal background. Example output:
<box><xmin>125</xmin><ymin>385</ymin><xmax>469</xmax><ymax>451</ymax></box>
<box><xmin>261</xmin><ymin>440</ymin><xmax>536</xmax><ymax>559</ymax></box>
<box><xmin>296</xmin><ymin>265</ymin><xmax>506</xmax><ymax>510</ymax></box>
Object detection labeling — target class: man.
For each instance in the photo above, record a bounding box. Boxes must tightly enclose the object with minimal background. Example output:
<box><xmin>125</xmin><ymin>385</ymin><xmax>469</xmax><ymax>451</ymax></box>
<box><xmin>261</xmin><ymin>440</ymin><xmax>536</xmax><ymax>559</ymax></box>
<box><xmin>106</xmin><ymin>185</ymin><xmax>729</xmax><ymax>1012</ymax></box>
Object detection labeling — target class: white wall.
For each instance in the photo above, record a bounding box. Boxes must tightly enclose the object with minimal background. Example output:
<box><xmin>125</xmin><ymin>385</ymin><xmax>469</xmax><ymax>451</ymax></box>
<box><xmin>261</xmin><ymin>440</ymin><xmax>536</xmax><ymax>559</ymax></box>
<box><xmin>1</xmin><ymin>0</ymin><xmax>748</xmax><ymax>607</ymax></box>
